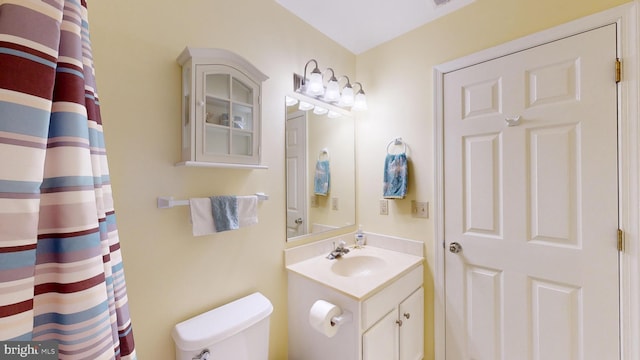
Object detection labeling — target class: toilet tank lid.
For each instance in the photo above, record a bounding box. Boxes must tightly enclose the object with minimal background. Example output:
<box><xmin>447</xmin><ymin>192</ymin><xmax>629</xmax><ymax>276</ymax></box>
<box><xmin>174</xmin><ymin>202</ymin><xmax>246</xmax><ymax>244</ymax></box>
<box><xmin>172</xmin><ymin>292</ymin><xmax>273</xmax><ymax>351</ymax></box>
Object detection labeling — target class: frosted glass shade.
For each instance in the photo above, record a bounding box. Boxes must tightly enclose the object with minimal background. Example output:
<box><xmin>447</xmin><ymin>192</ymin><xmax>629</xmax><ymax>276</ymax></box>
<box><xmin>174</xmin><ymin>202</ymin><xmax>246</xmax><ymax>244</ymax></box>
<box><xmin>352</xmin><ymin>93</ymin><xmax>368</xmax><ymax>111</ymax></box>
<box><xmin>323</xmin><ymin>80</ymin><xmax>340</xmax><ymax>102</ymax></box>
<box><xmin>298</xmin><ymin>101</ymin><xmax>314</xmax><ymax>111</ymax></box>
<box><xmin>285</xmin><ymin>95</ymin><xmax>299</xmax><ymax>106</ymax></box>
<box><xmin>306</xmin><ymin>72</ymin><xmax>324</xmax><ymax>96</ymax></box>
<box><xmin>339</xmin><ymin>86</ymin><xmax>354</xmax><ymax>107</ymax></box>
<box><xmin>313</xmin><ymin>106</ymin><xmax>328</xmax><ymax>115</ymax></box>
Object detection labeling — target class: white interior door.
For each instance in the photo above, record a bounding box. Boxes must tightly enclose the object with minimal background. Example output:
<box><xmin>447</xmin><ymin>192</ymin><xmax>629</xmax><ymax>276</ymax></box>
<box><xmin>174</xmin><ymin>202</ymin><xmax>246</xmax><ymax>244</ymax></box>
<box><xmin>443</xmin><ymin>24</ymin><xmax>619</xmax><ymax>360</ymax></box>
<box><xmin>286</xmin><ymin>111</ymin><xmax>307</xmax><ymax>238</ymax></box>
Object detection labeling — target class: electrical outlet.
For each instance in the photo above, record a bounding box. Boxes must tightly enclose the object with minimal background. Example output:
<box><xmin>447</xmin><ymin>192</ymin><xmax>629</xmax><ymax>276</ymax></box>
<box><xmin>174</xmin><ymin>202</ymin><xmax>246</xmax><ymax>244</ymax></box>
<box><xmin>411</xmin><ymin>200</ymin><xmax>429</xmax><ymax>218</ymax></box>
<box><xmin>380</xmin><ymin>199</ymin><xmax>389</xmax><ymax>215</ymax></box>
<box><xmin>331</xmin><ymin>197</ymin><xmax>339</xmax><ymax>210</ymax></box>
<box><xmin>310</xmin><ymin>195</ymin><xmax>318</xmax><ymax>208</ymax></box>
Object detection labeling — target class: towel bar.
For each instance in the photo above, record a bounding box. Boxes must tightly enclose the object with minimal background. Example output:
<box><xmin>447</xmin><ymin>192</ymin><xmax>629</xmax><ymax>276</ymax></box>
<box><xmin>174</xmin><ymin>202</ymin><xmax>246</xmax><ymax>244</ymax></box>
<box><xmin>157</xmin><ymin>193</ymin><xmax>269</xmax><ymax>209</ymax></box>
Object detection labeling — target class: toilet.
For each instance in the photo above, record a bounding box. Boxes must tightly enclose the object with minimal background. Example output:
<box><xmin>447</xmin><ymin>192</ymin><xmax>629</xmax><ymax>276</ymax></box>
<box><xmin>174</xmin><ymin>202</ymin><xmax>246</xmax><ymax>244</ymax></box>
<box><xmin>172</xmin><ymin>292</ymin><xmax>273</xmax><ymax>360</ymax></box>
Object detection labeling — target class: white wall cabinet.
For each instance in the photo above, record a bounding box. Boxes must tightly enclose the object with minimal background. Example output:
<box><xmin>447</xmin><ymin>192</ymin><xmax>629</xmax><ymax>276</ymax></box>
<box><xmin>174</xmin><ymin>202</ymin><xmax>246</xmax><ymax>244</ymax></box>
<box><xmin>363</xmin><ymin>287</ymin><xmax>424</xmax><ymax>360</ymax></box>
<box><xmin>177</xmin><ymin>47</ymin><xmax>268</xmax><ymax>169</ymax></box>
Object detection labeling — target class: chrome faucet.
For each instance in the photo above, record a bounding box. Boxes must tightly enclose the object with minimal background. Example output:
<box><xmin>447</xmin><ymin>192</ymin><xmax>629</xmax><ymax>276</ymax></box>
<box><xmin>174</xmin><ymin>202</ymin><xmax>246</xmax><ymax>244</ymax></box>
<box><xmin>327</xmin><ymin>240</ymin><xmax>350</xmax><ymax>260</ymax></box>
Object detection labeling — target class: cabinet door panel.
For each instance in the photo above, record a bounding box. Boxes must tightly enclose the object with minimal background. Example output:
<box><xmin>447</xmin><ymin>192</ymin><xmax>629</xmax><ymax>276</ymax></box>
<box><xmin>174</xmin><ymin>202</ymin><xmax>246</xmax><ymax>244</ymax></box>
<box><xmin>399</xmin><ymin>287</ymin><xmax>424</xmax><ymax>360</ymax></box>
<box><xmin>363</xmin><ymin>309</ymin><xmax>399</xmax><ymax>360</ymax></box>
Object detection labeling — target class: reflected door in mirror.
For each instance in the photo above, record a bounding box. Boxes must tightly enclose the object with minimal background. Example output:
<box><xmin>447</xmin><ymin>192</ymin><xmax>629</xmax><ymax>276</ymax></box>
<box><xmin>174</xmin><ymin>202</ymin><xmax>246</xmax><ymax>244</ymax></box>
<box><xmin>286</xmin><ymin>111</ymin><xmax>307</xmax><ymax>237</ymax></box>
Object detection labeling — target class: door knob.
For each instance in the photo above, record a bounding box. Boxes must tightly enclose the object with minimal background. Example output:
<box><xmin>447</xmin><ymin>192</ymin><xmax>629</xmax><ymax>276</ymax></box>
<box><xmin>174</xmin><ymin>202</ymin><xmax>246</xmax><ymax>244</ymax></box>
<box><xmin>449</xmin><ymin>242</ymin><xmax>462</xmax><ymax>254</ymax></box>
<box><xmin>295</xmin><ymin>218</ymin><xmax>303</xmax><ymax>225</ymax></box>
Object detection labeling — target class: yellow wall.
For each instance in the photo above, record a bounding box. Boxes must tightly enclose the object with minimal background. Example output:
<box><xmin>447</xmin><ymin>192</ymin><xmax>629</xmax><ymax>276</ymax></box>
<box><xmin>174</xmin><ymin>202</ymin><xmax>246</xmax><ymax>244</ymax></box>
<box><xmin>355</xmin><ymin>0</ymin><xmax>629</xmax><ymax>358</ymax></box>
<box><xmin>88</xmin><ymin>0</ymin><xmax>354</xmax><ymax>358</ymax></box>
<box><xmin>88</xmin><ymin>0</ymin><xmax>629</xmax><ymax>358</ymax></box>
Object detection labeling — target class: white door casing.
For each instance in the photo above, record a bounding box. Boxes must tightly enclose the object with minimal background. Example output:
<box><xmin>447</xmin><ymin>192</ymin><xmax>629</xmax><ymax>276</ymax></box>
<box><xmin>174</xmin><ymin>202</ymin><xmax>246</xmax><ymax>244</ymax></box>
<box><xmin>286</xmin><ymin>111</ymin><xmax>307</xmax><ymax>238</ymax></box>
<box><xmin>435</xmin><ymin>4</ymin><xmax>640</xmax><ymax>359</ymax></box>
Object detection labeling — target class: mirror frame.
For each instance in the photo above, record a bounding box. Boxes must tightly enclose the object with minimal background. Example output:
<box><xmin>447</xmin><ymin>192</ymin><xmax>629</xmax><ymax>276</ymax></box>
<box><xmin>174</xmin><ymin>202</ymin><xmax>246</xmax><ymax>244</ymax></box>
<box><xmin>285</xmin><ymin>92</ymin><xmax>357</xmax><ymax>242</ymax></box>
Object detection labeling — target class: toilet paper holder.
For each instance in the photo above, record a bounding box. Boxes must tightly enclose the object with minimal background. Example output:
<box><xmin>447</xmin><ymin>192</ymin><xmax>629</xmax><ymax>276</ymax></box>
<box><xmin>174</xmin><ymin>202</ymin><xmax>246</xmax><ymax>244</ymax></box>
<box><xmin>330</xmin><ymin>310</ymin><xmax>353</xmax><ymax>327</ymax></box>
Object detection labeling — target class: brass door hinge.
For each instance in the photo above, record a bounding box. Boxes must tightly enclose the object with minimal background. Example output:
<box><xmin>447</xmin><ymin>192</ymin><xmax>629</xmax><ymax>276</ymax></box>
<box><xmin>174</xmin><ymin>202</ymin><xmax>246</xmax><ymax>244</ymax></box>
<box><xmin>618</xmin><ymin>228</ymin><xmax>625</xmax><ymax>252</ymax></box>
<box><xmin>616</xmin><ymin>58</ymin><xmax>622</xmax><ymax>83</ymax></box>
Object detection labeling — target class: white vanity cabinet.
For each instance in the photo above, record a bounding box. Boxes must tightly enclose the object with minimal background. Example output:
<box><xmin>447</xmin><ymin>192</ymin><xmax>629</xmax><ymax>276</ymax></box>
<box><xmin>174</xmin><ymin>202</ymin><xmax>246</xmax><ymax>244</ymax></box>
<box><xmin>287</xmin><ymin>260</ymin><xmax>424</xmax><ymax>360</ymax></box>
<box><xmin>363</xmin><ymin>287</ymin><xmax>424</xmax><ymax>360</ymax></box>
<box><xmin>177</xmin><ymin>47</ymin><xmax>268</xmax><ymax>168</ymax></box>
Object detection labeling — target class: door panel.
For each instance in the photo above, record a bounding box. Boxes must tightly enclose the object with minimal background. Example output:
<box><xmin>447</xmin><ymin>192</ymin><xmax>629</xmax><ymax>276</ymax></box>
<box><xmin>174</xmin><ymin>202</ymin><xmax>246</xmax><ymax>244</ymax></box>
<box><xmin>444</xmin><ymin>24</ymin><xmax>619</xmax><ymax>360</ymax></box>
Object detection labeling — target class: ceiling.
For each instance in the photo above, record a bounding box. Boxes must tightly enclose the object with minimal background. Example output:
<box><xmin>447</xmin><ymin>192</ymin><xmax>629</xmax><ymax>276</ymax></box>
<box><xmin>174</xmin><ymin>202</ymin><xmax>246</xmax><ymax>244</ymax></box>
<box><xmin>275</xmin><ymin>0</ymin><xmax>476</xmax><ymax>54</ymax></box>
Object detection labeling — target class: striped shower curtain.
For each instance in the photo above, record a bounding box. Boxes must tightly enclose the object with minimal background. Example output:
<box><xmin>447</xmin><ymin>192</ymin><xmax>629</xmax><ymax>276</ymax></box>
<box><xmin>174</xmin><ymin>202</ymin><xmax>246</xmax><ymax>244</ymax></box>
<box><xmin>0</xmin><ymin>1</ymin><xmax>136</xmax><ymax>359</ymax></box>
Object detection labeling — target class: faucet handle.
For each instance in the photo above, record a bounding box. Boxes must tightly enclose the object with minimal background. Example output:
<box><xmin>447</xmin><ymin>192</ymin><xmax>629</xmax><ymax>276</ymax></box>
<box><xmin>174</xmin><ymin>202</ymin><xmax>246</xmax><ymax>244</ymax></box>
<box><xmin>338</xmin><ymin>240</ymin><xmax>346</xmax><ymax>248</ymax></box>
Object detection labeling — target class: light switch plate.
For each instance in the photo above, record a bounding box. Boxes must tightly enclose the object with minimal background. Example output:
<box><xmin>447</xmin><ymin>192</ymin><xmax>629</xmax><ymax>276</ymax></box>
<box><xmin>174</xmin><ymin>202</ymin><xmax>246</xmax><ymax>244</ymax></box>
<box><xmin>380</xmin><ymin>199</ymin><xmax>389</xmax><ymax>215</ymax></box>
<box><xmin>411</xmin><ymin>200</ymin><xmax>429</xmax><ymax>218</ymax></box>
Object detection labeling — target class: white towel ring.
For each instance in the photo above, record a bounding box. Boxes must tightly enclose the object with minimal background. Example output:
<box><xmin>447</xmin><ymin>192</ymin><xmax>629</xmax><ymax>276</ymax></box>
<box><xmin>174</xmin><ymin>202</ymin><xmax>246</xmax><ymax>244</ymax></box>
<box><xmin>387</xmin><ymin>138</ymin><xmax>407</xmax><ymax>155</ymax></box>
<box><xmin>318</xmin><ymin>148</ymin><xmax>330</xmax><ymax>161</ymax></box>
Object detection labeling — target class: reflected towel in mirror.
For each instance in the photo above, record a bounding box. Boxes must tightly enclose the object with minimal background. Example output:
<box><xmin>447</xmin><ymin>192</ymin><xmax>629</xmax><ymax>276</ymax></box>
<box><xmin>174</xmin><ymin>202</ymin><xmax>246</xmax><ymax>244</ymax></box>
<box><xmin>314</xmin><ymin>160</ymin><xmax>330</xmax><ymax>196</ymax></box>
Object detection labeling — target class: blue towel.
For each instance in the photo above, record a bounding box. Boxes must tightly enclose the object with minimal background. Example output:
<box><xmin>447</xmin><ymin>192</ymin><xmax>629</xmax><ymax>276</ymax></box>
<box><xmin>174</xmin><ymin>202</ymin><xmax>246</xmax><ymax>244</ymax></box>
<box><xmin>210</xmin><ymin>196</ymin><xmax>239</xmax><ymax>232</ymax></box>
<box><xmin>383</xmin><ymin>153</ymin><xmax>408</xmax><ymax>199</ymax></box>
<box><xmin>314</xmin><ymin>160</ymin><xmax>330</xmax><ymax>196</ymax></box>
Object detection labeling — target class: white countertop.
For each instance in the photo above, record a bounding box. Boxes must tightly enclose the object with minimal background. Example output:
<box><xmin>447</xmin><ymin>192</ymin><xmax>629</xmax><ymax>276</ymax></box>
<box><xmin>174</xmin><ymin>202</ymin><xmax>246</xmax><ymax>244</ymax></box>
<box><xmin>285</xmin><ymin>245</ymin><xmax>424</xmax><ymax>300</ymax></box>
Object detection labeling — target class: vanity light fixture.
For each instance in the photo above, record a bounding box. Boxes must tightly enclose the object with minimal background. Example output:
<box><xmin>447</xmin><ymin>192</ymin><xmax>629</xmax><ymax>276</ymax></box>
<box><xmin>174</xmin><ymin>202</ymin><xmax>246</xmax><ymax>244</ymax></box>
<box><xmin>295</xmin><ymin>59</ymin><xmax>368</xmax><ymax>114</ymax></box>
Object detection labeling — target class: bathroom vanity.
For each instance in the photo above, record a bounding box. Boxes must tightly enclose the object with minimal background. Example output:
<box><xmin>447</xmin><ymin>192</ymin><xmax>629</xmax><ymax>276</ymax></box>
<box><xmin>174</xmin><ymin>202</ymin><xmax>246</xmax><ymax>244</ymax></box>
<box><xmin>285</xmin><ymin>234</ymin><xmax>424</xmax><ymax>360</ymax></box>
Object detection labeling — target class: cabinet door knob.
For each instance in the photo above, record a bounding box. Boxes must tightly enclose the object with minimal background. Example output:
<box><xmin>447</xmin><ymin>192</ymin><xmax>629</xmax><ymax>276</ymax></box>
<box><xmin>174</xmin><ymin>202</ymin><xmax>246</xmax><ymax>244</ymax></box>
<box><xmin>198</xmin><ymin>100</ymin><xmax>205</xmax><ymax>107</ymax></box>
<box><xmin>404</xmin><ymin>312</ymin><xmax>410</xmax><ymax>320</ymax></box>
<box><xmin>395</xmin><ymin>319</ymin><xmax>403</xmax><ymax>326</ymax></box>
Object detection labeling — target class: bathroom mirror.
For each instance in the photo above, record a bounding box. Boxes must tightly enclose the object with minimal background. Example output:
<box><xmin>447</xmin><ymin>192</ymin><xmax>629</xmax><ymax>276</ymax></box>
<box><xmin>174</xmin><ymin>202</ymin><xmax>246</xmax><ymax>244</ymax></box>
<box><xmin>285</xmin><ymin>93</ymin><xmax>356</xmax><ymax>241</ymax></box>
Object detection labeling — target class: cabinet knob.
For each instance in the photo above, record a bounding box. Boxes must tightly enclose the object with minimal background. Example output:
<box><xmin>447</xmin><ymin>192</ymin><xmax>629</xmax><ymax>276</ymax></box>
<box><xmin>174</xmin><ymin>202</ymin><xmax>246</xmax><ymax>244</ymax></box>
<box><xmin>404</xmin><ymin>312</ymin><xmax>410</xmax><ymax>320</ymax></box>
<box><xmin>395</xmin><ymin>319</ymin><xmax>403</xmax><ymax>326</ymax></box>
<box><xmin>198</xmin><ymin>100</ymin><xmax>205</xmax><ymax>107</ymax></box>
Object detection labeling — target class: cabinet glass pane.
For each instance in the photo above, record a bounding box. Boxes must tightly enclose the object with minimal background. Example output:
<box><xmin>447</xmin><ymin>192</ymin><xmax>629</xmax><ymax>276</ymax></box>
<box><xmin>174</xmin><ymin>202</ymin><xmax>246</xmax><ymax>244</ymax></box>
<box><xmin>206</xmin><ymin>97</ymin><xmax>231</xmax><ymax>126</ymax></box>
<box><xmin>232</xmin><ymin>78</ymin><xmax>253</xmax><ymax>104</ymax></box>
<box><xmin>231</xmin><ymin>103</ymin><xmax>253</xmax><ymax>131</ymax></box>
<box><xmin>205</xmin><ymin>125</ymin><xmax>229</xmax><ymax>155</ymax></box>
<box><xmin>206</xmin><ymin>74</ymin><xmax>229</xmax><ymax>99</ymax></box>
<box><xmin>231</xmin><ymin>132</ymin><xmax>252</xmax><ymax>156</ymax></box>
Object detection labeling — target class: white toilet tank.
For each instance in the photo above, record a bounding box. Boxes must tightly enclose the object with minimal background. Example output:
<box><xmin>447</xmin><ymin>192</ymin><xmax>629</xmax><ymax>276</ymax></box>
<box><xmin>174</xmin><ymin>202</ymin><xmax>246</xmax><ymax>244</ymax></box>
<box><xmin>172</xmin><ymin>292</ymin><xmax>273</xmax><ymax>360</ymax></box>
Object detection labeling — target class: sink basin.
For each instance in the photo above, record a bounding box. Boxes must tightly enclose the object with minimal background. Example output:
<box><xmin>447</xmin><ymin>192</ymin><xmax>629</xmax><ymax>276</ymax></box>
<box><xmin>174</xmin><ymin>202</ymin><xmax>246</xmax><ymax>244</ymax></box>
<box><xmin>331</xmin><ymin>255</ymin><xmax>387</xmax><ymax>277</ymax></box>
<box><xmin>286</xmin><ymin>244</ymin><xmax>424</xmax><ymax>299</ymax></box>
